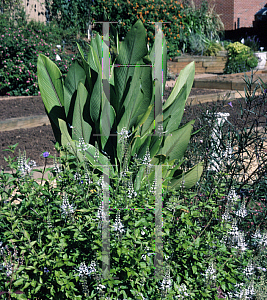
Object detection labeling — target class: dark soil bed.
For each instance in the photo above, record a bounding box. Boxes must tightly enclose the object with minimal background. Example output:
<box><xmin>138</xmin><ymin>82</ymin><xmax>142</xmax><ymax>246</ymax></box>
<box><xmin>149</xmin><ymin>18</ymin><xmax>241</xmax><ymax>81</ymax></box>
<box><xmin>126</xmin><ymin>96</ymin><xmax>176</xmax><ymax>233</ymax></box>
<box><xmin>0</xmin><ymin>88</ymin><xmax>227</xmax><ymax>120</ymax></box>
<box><xmin>0</xmin><ymin>88</ymin><xmax>266</xmax><ymax>170</ymax></box>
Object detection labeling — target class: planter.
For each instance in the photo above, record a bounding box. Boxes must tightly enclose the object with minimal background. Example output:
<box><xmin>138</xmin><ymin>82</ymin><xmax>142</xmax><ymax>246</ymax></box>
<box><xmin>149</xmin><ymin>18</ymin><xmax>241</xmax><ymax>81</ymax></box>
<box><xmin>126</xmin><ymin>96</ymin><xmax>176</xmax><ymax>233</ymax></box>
<box><xmin>254</xmin><ymin>51</ymin><xmax>267</xmax><ymax>69</ymax></box>
<box><xmin>168</xmin><ymin>52</ymin><xmax>228</xmax><ymax>75</ymax></box>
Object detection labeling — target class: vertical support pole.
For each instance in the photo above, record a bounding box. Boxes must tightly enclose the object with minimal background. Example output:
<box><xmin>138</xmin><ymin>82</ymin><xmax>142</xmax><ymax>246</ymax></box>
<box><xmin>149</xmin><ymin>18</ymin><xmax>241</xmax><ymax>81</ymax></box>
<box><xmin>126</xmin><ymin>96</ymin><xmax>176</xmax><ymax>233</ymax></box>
<box><xmin>154</xmin><ymin>21</ymin><xmax>164</xmax><ymax>282</ymax></box>
<box><xmin>102</xmin><ymin>166</ymin><xmax>110</xmax><ymax>280</ymax></box>
<box><xmin>102</xmin><ymin>22</ymin><xmax>111</xmax><ymax>282</ymax></box>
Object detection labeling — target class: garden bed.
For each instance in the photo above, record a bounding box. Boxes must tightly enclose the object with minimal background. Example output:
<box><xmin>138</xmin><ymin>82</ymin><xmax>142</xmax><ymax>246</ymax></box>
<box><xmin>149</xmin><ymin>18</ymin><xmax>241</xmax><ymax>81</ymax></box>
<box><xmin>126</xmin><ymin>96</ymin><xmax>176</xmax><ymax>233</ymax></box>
<box><xmin>0</xmin><ymin>88</ymin><xmax>228</xmax><ymax>120</ymax></box>
<box><xmin>1</xmin><ymin>90</ymin><xmax>266</xmax><ymax>170</ymax></box>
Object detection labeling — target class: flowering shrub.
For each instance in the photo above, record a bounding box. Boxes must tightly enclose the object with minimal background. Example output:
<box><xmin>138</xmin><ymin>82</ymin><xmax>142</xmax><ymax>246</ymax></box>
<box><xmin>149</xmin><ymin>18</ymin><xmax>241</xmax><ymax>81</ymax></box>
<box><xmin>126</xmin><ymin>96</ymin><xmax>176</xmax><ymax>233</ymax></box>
<box><xmin>0</xmin><ymin>26</ymin><xmax>78</xmax><ymax>96</ymax></box>
<box><xmin>0</xmin><ymin>146</ymin><xmax>260</xmax><ymax>299</ymax></box>
<box><xmin>89</xmin><ymin>0</ymin><xmax>184</xmax><ymax>59</ymax></box>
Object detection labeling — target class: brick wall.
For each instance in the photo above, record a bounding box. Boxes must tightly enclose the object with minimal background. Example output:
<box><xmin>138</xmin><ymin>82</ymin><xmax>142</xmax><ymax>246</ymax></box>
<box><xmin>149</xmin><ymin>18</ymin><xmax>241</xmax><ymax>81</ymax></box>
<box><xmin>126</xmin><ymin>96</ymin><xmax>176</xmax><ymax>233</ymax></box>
<box><xmin>192</xmin><ymin>0</ymin><xmax>266</xmax><ymax>30</ymax></box>
<box><xmin>233</xmin><ymin>0</ymin><xmax>265</xmax><ymax>30</ymax></box>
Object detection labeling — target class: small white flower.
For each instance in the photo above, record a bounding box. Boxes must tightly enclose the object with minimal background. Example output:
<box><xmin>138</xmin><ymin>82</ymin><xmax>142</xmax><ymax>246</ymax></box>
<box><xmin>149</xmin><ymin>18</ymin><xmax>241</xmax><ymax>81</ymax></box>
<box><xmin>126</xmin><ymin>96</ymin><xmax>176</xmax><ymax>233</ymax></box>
<box><xmin>235</xmin><ymin>201</ymin><xmax>247</xmax><ymax>218</ymax></box>
<box><xmin>127</xmin><ymin>181</ymin><xmax>137</xmax><ymax>198</ymax></box>
<box><xmin>55</xmin><ymin>54</ymin><xmax>61</xmax><ymax>61</ymax></box>
<box><xmin>258</xmin><ymin>232</ymin><xmax>267</xmax><ymax>246</ymax></box>
<box><xmin>61</xmin><ymin>195</ymin><xmax>75</xmax><ymax>217</ymax></box>
<box><xmin>74</xmin><ymin>172</ymin><xmax>81</xmax><ymax>181</ymax></box>
<box><xmin>244</xmin><ymin>261</ymin><xmax>254</xmax><ymax>277</ymax></box>
<box><xmin>75</xmin><ymin>262</ymin><xmax>90</xmax><ymax>277</ymax></box>
<box><xmin>96</xmin><ymin>284</ymin><xmax>106</xmax><ymax>291</ymax></box>
<box><xmin>252</xmin><ymin>228</ymin><xmax>262</xmax><ymax>239</ymax></box>
<box><xmin>176</xmin><ymin>283</ymin><xmax>189</xmax><ymax>298</ymax></box>
<box><xmin>228</xmin><ymin>189</ymin><xmax>240</xmax><ymax>204</ymax></box>
<box><xmin>159</xmin><ymin>268</ymin><xmax>172</xmax><ymax>291</ymax></box>
<box><xmin>142</xmin><ymin>147</ymin><xmax>151</xmax><ymax>165</ymax></box>
<box><xmin>84</xmin><ymin>172</ymin><xmax>92</xmax><ymax>185</ymax></box>
<box><xmin>75</xmin><ymin>261</ymin><xmax>97</xmax><ymax>278</ymax></box>
<box><xmin>229</xmin><ymin>218</ymin><xmax>239</xmax><ymax>242</ymax></box>
<box><xmin>2</xmin><ymin>261</ymin><xmax>13</xmax><ymax>277</ymax></box>
<box><xmin>78</xmin><ymin>138</ymin><xmax>89</xmax><ymax>152</ymax></box>
<box><xmin>150</xmin><ymin>179</ymin><xmax>157</xmax><ymax>194</ymax></box>
<box><xmin>141</xmin><ymin>227</ymin><xmax>146</xmax><ymax>235</ymax></box>
<box><xmin>117</xmin><ymin>127</ymin><xmax>132</xmax><ymax>144</ymax></box>
<box><xmin>17</xmin><ymin>152</ymin><xmax>36</xmax><ymax>176</ymax></box>
<box><xmin>112</xmin><ymin>211</ymin><xmax>125</xmax><ymax>234</ymax></box>
<box><xmin>237</xmin><ymin>231</ymin><xmax>247</xmax><ymax>251</ymax></box>
<box><xmin>53</xmin><ymin>156</ymin><xmax>62</xmax><ymax>174</ymax></box>
<box><xmin>205</xmin><ymin>261</ymin><xmax>216</xmax><ymax>281</ymax></box>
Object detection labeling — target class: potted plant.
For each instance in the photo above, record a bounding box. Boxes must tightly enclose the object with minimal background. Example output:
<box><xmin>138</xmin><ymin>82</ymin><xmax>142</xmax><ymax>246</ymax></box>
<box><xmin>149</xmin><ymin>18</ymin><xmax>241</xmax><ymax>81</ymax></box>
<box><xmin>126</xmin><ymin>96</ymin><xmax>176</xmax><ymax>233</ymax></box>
<box><xmin>254</xmin><ymin>47</ymin><xmax>267</xmax><ymax>69</ymax></box>
<box><xmin>243</xmin><ymin>36</ymin><xmax>267</xmax><ymax>69</ymax></box>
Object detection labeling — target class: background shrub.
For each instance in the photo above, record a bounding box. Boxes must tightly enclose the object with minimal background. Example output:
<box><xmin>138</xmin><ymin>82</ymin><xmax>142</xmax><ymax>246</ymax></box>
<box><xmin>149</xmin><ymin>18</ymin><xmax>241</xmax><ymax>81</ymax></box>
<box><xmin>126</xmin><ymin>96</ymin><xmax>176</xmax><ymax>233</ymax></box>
<box><xmin>243</xmin><ymin>35</ymin><xmax>260</xmax><ymax>52</ymax></box>
<box><xmin>223</xmin><ymin>42</ymin><xmax>258</xmax><ymax>74</ymax></box>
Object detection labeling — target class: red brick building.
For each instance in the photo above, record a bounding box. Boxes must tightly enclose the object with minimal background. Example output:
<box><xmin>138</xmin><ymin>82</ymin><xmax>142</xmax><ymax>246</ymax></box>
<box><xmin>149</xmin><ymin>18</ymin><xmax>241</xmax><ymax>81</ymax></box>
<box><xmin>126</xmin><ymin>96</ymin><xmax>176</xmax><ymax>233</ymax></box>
<box><xmin>193</xmin><ymin>0</ymin><xmax>266</xmax><ymax>30</ymax></box>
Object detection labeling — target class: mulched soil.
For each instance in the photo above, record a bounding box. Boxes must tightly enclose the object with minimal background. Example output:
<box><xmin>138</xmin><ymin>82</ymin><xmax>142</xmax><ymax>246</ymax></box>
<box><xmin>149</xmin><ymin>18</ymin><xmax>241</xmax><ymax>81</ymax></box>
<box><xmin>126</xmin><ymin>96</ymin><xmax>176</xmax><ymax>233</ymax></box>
<box><xmin>0</xmin><ymin>88</ymin><xmax>266</xmax><ymax>170</ymax></box>
<box><xmin>0</xmin><ymin>88</ymin><xmax>227</xmax><ymax>120</ymax></box>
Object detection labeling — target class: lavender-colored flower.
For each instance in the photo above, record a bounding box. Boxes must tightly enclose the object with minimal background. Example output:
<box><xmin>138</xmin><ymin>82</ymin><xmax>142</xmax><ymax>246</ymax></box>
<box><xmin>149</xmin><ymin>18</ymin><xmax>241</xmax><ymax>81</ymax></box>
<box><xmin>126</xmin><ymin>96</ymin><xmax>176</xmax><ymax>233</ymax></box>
<box><xmin>228</xmin><ymin>102</ymin><xmax>233</xmax><ymax>107</ymax></box>
<box><xmin>44</xmin><ymin>267</ymin><xmax>49</xmax><ymax>273</ymax></box>
<box><xmin>42</xmin><ymin>151</ymin><xmax>49</xmax><ymax>158</ymax></box>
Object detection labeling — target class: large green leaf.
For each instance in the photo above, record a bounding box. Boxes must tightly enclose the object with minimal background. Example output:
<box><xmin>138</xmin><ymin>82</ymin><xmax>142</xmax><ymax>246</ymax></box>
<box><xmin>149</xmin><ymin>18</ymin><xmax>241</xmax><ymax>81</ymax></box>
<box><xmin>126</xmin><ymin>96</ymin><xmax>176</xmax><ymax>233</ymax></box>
<box><xmin>163</xmin><ymin>62</ymin><xmax>195</xmax><ymax>135</ymax></box>
<box><xmin>159</xmin><ymin>120</ymin><xmax>195</xmax><ymax>163</ymax></box>
<box><xmin>165</xmin><ymin>162</ymin><xmax>204</xmax><ymax>189</ymax></box>
<box><xmin>37</xmin><ymin>54</ymin><xmax>65</xmax><ymax>144</ymax></box>
<box><xmin>63</xmin><ymin>60</ymin><xmax>86</xmax><ymax>118</ymax></box>
<box><xmin>149</xmin><ymin>26</ymin><xmax>167</xmax><ymax>93</ymax></box>
<box><xmin>163</xmin><ymin>61</ymin><xmax>195</xmax><ymax>112</ymax></box>
<box><xmin>76</xmin><ymin>43</ymin><xmax>92</xmax><ymax>94</ymax></box>
<box><xmin>114</xmin><ymin>19</ymin><xmax>147</xmax><ymax>109</ymax></box>
<box><xmin>58</xmin><ymin>119</ymin><xmax>115</xmax><ymax>177</ymax></box>
<box><xmin>87</xmin><ymin>46</ymin><xmax>103</xmax><ymax>124</ymax></box>
<box><xmin>100</xmin><ymin>101</ymin><xmax>116</xmax><ymax>150</ymax></box>
<box><xmin>37</xmin><ymin>54</ymin><xmax>64</xmax><ymax>111</ymax></box>
<box><xmin>72</xmin><ymin>82</ymin><xmax>92</xmax><ymax>143</ymax></box>
<box><xmin>90</xmin><ymin>33</ymin><xmax>103</xmax><ymax>65</ymax></box>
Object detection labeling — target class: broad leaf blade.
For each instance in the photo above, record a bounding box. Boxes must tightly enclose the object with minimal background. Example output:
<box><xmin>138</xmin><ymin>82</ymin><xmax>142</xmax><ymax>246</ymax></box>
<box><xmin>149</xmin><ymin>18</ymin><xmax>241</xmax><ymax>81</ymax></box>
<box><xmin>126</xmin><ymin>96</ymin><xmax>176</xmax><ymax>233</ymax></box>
<box><xmin>164</xmin><ymin>162</ymin><xmax>204</xmax><ymax>190</ymax></box>
<box><xmin>114</xmin><ymin>19</ymin><xmax>147</xmax><ymax>108</ymax></box>
<box><xmin>163</xmin><ymin>61</ymin><xmax>195</xmax><ymax>112</ymax></box>
<box><xmin>160</xmin><ymin>120</ymin><xmax>195</xmax><ymax>163</ymax></box>
<box><xmin>72</xmin><ymin>82</ymin><xmax>92</xmax><ymax>143</ymax></box>
<box><xmin>37</xmin><ymin>54</ymin><xmax>65</xmax><ymax>144</ymax></box>
<box><xmin>64</xmin><ymin>60</ymin><xmax>86</xmax><ymax>118</ymax></box>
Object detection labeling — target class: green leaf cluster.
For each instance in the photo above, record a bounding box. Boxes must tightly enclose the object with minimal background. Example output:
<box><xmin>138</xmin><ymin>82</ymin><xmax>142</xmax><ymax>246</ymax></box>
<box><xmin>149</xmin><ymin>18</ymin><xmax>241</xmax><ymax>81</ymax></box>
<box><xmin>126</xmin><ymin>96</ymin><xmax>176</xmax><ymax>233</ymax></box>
<box><xmin>37</xmin><ymin>19</ymin><xmax>203</xmax><ymax>196</ymax></box>
<box><xmin>224</xmin><ymin>42</ymin><xmax>258</xmax><ymax>74</ymax></box>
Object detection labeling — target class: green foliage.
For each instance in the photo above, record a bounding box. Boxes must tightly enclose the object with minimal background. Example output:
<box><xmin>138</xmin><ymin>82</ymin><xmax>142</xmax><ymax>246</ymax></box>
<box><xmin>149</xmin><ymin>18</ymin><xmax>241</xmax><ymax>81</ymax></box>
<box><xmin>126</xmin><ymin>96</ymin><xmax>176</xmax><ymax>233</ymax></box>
<box><xmin>45</xmin><ymin>0</ymin><xmax>224</xmax><ymax>59</ymax></box>
<box><xmin>224</xmin><ymin>42</ymin><xmax>258</xmax><ymax>74</ymax></box>
<box><xmin>203</xmin><ymin>41</ymin><xmax>224</xmax><ymax>56</ymax></box>
<box><xmin>90</xmin><ymin>0</ymin><xmax>184</xmax><ymax>59</ymax></box>
<box><xmin>0</xmin><ymin>0</ymin><xmax>27</xmax><ymax>28</ymax></box>
<box><xmin>179</xmin><ymin>0</ymin><xmax>224</xmax><ymax>54</ymax></box>
<box><xmin>243</xmin><ymin>35</ymin><xmax>260</xmax><ymax>52</ymax></box>
<box><xmin>0</xmin><ymin>145</ymin><xmax>257</xmax><ymax>299</ymax></box>
<box><xmin>37</xmin><ymin>19</ymin><xmax>203</xmax><ymax>194</ymax></box>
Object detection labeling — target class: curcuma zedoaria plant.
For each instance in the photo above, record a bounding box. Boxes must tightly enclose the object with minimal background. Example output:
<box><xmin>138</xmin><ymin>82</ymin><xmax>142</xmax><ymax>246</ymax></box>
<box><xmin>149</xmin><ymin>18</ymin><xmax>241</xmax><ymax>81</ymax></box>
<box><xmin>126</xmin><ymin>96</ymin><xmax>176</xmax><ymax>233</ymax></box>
<box><xmin>37</xmin><ymin>19</ymin><xmax>203</xmax><ymax>193</ymax></box>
